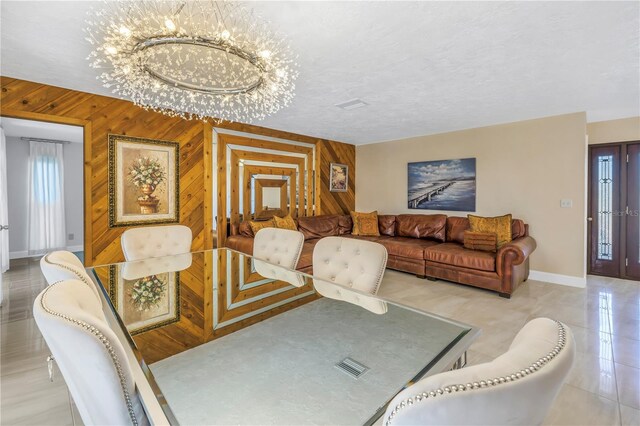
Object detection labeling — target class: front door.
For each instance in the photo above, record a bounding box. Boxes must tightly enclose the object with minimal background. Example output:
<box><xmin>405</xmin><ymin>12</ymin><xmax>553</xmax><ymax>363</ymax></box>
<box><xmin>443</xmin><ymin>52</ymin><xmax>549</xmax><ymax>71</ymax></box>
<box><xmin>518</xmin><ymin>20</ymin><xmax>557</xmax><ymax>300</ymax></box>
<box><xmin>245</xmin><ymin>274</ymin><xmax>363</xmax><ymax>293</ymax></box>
<box><xmin>588</xmin><ymin>141</ymin><xmax>640</xmax><ymax>280</ymax></box>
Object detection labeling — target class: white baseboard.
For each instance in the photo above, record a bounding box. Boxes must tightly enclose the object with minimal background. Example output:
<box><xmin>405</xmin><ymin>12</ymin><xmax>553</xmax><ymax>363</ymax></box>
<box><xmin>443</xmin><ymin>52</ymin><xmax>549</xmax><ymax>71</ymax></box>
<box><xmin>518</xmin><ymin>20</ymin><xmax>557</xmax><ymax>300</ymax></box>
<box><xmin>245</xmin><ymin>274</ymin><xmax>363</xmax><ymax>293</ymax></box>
<box><xmin>529</xmin><ymin>270</ymin><xmax>586</xmax><ymax>288</ymax></box>
<box><xmin>9</xmin><ymin>246</ymin><xmax>84</xmax><ymax>260</ymax></box>
<box><xmin>9</xmin><ymin>251</ymin><xmax>28</xmax><ymax>260</ymax></box>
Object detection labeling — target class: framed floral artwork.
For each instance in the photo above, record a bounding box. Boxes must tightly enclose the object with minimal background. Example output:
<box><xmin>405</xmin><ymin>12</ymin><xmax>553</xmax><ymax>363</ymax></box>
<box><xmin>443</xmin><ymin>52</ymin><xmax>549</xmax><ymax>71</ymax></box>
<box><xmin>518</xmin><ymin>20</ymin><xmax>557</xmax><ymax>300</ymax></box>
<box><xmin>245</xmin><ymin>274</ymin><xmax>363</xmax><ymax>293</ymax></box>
<box><xmin>108</xmin><ymin>134</ymin><xmax>179</xmax><ymax>227</ymax></box>
<box><xmin>330</xmin><ymin>163</ymin><xmax>348</xmax><ymax>192</ymax></box>
<box><xmin>109</xmin><ymin>266</ymin><xmax>180</xmax><ymax>335</ymax></box>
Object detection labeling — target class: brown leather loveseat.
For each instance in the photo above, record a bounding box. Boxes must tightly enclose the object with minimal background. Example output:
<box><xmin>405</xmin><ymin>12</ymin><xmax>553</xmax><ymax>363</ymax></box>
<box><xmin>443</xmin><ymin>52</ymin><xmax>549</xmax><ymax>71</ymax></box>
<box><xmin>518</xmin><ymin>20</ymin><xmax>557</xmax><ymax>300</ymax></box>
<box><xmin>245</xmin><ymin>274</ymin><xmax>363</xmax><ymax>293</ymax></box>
<box><xmin>226</xmin><ymin>214</ymin><xmax>536</xmax><ymax>298</ymax></box>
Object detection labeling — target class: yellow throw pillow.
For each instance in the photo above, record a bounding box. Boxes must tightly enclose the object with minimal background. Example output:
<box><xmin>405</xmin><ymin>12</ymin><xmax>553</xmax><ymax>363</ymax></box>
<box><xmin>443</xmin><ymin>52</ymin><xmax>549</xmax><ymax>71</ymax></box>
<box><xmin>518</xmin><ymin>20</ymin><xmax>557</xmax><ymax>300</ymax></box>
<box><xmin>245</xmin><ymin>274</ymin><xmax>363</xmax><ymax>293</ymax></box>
<box><xmin>468</xmin><ymin>214</ymin><xmax>512</xmax><ymax>247</ymax></box>
<box><xmin>273</xmin><ymin>214</ymin><xmax>297</xmax><ymax>230</ymax></box>
<box><xmin>249</xmin><ymin>218</ymin><xmax>275</xmax><ymax>235</ymax></box>
<box><xmin>350</xmin><ymin>211</ymin><xmax>380</xmax><ymax>236</ymax></box>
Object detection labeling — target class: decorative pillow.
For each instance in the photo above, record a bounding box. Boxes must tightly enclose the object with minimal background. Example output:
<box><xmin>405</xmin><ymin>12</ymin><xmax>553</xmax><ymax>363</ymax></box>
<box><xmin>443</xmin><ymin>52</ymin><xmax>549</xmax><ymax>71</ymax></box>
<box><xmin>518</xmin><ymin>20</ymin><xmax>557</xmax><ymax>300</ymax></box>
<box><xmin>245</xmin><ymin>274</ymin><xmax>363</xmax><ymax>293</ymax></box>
<box><xmin>350</xmin><ymin>211</ymin><xmax>380</xmax><ymax>236</ymax></box>
<box><xmin>463</xmin><ymin>231</ymin><xmax>498</xmax><ymax>252</ymax></box>
<box><xmin>273</xmin><ymin>214</ymin><xmax>297</xmax><ymax>230</ymax></box>
<box><xmin>249</xmin><ymin>218</ymin><xmax>275</xmax><ymax>235</ymax></box>
<box><xmin>468</xmin><ymin>214</ymin><xmax>512</xmax><ymax>247</ymax></box>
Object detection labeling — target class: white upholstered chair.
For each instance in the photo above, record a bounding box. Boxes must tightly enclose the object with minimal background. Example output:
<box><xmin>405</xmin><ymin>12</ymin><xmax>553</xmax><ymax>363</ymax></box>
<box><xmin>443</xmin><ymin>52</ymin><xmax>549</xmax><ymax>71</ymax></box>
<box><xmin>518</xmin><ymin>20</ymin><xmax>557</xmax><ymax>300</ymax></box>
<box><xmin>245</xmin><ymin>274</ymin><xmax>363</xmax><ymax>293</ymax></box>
<box><xmin>253</xmin><ymin>228</ymin><xmax>305</xmax><ymax>269</ymax></box>
<box><xmin>312</xmin><ymin>236</ymin><xmax>388</xmax><ymax>295</ymax></box>
<box><xmin>383</xmin><ymin>317</ymin><xmax>575</xmax><ymax>426</ymax></box>
<box><xmin>33</xmin><ymin>279</ymin><xmax>148</xmax><ymax>426</ymax></box>
<box><xmin>121</xmin><ymin>225</ymin><xmax>192</xmax><ymax>261</ymax></box>
<box><xmin>40</xmin><ymin>251</ymin><xmax>101</xmax><ymax>299</ymax></box>
<box><xmin>253</xmin><ymin>228</ymin><xmax>305</xmax><ymax>286</ymax></box>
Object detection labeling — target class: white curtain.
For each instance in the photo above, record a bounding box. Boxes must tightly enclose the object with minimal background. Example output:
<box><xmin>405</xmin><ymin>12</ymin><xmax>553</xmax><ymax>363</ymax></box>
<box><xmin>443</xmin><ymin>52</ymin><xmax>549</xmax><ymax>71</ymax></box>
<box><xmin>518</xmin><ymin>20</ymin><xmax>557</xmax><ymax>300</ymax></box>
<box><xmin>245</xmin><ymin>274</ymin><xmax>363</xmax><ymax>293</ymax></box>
<box><xmin>27</xmin><ymin>141</ymin><xmax>66</xmax><ymax>255</ymax></box>
<box><xmin>0</xmin><ymin>128</ymin><xmax>9</xmax><ymax>273</ymax></box>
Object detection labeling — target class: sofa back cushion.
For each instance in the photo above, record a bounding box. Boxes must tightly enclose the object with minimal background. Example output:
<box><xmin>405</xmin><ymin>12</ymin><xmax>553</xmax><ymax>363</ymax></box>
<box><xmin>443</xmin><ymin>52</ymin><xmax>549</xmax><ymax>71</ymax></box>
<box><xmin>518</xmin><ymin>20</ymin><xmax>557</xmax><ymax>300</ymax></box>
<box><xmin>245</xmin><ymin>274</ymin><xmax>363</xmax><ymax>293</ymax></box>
<box><xmin>446</xmin><ymin>217</ymin><xmax>470</xmax><ymax>244</ymax></box>
<box><xmin>337</xmin><ymin>215</ymin><xmax>353</xmax><ymax>235</ymax></box>
<box><xmin>239</xmin><ymin>221</ymin><xmax>254</xmax><ymax>237</ymax></box>
<box><xmin>512</xmin><ymin>219</ymin><xmax>527</xmax><ymax>239</ymax></box>
<box><xmin>297</xmin><ymin>215</ymin><xmax>343</xmax><ymax>240</ymax></box>
<box><xmin>396</xmin><ymin>214</ymin><xmax>447</xmax><ymax>242</ymax></box>
<box><xmin>378</xmin><ymin>215</ymin><xmax>397</xmax><ymax>236</ymax></box>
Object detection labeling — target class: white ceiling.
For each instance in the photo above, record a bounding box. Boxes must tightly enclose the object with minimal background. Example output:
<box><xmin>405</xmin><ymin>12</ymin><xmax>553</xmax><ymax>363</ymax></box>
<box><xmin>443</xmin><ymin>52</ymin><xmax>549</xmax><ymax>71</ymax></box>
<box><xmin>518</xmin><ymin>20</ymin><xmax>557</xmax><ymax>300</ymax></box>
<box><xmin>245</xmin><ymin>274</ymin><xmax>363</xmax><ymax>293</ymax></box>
<box><xmin>0</xmin><ymin>116</ymin><xmax>84</xmax><ymax>143</ymax></box>
<box><xmin>1</xmin><ymin>1</ymin><xmax>638</xmax><ymax>145</ymax></box>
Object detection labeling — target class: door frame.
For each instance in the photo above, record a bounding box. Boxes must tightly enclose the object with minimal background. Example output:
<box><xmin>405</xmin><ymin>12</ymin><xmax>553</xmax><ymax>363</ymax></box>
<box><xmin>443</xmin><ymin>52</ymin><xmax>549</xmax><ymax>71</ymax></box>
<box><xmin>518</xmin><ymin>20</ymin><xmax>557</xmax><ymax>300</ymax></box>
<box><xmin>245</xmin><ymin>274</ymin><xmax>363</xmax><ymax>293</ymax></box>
<box><xmin>0</xmin><ymin>110</ymin><xmax>92</xmax><ymax>266</ymax></box>
<box><xmin>587</xmin><ymin>140</ymin><xmax>640</xmax><ymax>280</ymax></box>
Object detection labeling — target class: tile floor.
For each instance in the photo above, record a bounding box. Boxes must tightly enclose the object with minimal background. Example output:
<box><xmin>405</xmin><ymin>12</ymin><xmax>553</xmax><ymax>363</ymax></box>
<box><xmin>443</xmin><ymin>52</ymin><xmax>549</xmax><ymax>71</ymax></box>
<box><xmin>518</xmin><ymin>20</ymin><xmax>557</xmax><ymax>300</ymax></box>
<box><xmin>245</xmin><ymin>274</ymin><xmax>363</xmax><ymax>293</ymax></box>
<box><xmin>1</xmin><ymin>259</ymin><xmax>638</xmax><ymax>425</ymax></box>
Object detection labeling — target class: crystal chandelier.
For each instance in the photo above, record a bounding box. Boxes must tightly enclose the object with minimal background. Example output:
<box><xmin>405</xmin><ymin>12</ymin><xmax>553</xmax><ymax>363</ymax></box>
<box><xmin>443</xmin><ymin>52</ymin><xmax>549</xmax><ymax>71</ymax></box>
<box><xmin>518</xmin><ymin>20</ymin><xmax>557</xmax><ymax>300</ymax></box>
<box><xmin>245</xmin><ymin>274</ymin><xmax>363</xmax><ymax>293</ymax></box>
<box><xmin>86</xmin><ymin>1</ymin><xmax>298</xmax><ymax>123</ymax></box>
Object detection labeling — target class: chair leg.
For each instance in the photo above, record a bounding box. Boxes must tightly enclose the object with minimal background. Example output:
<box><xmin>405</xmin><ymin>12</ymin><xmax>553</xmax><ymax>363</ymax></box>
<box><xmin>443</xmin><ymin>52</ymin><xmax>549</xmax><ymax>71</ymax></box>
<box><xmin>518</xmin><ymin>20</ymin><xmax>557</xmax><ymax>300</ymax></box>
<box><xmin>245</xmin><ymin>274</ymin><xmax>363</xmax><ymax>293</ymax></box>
<box><xmin>498</xmin><ymin>292</ymin><xmax>511</xmax><ymax>299</ymax></box>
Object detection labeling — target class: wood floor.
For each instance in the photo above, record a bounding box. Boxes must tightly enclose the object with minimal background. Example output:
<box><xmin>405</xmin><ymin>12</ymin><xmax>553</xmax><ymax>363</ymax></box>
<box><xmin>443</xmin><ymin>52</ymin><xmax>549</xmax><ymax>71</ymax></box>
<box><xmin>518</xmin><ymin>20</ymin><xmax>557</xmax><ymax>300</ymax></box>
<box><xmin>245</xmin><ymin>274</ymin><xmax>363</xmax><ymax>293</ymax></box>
<box><xmin>1</xmin><ymin>259</ymin><xmax>638</xmax><ymax>425</ymax></box>
<box><xmin>1</xmin><ymin>258</ymin><xmax>82</xmax><ymax>425</ymax></box>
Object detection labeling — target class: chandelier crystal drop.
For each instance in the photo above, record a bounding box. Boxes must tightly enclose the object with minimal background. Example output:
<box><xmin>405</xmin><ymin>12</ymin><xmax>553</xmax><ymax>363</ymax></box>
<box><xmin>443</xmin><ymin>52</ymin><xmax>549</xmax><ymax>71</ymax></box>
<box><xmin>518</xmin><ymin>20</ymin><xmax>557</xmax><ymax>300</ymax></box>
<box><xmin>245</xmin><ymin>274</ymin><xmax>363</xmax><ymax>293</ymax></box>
<box><xmin>86</xmin><ymin>1</ymin><xmax>299</xmax><ymax>123</ymax></box>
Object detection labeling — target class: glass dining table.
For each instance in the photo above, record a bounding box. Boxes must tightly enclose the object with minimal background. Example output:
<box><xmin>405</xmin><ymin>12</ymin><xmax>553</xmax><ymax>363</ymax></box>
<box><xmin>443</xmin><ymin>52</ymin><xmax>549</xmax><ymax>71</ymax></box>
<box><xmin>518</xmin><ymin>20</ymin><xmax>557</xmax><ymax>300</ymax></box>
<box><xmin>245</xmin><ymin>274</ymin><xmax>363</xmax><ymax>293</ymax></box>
<box><xmin>87</xmin><ymin>248</ymin><xmax>479</xmax><ymax>426</ymax></box>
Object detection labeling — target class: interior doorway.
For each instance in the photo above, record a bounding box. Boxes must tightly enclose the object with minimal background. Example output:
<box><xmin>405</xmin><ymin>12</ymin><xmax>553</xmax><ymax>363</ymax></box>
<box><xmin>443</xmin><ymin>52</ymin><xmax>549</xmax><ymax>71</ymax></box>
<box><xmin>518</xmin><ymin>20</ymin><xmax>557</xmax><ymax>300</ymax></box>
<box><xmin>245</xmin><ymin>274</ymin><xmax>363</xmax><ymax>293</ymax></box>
<box><xmin>588</xmin><ymin>141</ymin><xmax>640</xmax><ymax>280</ymax></box>
<box><xmin>0</xmin><ymin>117</ymin><xmax>85</xmax><ymax>278</ymax></box>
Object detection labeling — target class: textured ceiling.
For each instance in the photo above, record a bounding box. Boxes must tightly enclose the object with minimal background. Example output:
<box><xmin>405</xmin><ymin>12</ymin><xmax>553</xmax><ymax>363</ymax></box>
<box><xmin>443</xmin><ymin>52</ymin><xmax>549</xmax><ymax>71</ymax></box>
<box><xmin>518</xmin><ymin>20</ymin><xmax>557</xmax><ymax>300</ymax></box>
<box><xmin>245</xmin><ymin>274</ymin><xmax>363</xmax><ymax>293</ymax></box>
<box><xmin>1</xmin><ymin>1</ymin><xmax>638</xmax><ymax>145</ymax></box>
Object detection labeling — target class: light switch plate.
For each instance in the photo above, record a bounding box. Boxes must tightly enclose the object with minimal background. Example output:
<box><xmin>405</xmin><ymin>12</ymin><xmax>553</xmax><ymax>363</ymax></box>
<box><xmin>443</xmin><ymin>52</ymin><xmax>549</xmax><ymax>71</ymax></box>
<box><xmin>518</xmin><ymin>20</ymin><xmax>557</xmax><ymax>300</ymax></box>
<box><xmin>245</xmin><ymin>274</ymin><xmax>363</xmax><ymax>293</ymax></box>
<box><xmin>560</xmin><ymin>199</ymin><xmax>573</xmax><ymax>208</ymax></box>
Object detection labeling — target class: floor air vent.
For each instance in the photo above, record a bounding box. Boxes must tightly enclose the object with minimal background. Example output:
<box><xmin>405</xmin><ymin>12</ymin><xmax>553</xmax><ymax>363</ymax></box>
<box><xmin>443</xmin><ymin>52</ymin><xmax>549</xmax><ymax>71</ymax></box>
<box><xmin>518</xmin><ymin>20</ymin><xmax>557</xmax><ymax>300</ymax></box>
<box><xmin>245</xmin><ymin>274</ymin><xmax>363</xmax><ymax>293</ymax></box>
<box><xmin>335</xmin><ymin>357</ymin><xmax>369</xmax><ymax>379</ymax></box>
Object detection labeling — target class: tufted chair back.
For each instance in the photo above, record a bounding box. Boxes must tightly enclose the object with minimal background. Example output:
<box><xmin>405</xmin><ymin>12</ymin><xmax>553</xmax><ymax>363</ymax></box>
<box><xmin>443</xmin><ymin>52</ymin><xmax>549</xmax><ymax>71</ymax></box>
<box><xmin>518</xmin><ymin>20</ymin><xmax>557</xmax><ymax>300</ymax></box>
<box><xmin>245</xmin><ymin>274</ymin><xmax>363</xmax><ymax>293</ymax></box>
<box><xmin>253</xmin><ymin>228</ymin><xmax>305</xmax><ymax>270</ymax></box>
<box><xmin>312</xmin><ymin>236</ymin><xmax>388</xmax><ymax>295</ymax></box>
<box><xmin>383</xmin><ymin>318</ymin><xmax>575</xmax><ymax>426</ymax></box>
<box><xmin>40</xmin><ymin>251</ymin><xmax>101</xmax><ymax>300</ymax></box>
<box><xmin>33</xmin><ymin>279</ymin><xmax>148</xmax><ymax>426</ymax></box>
<box><xmin>121</xmin><ymin>225</ymin><xmax>192</xmax><ymax>261</ymax></box>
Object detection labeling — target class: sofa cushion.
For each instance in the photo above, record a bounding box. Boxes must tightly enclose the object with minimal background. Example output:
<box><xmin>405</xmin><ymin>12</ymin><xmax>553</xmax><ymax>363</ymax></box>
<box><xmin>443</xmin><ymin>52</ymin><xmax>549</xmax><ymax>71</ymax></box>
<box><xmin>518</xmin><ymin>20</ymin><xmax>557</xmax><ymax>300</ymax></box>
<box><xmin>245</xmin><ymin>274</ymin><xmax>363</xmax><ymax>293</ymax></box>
<box><xmin>297</xmin><ymin>215</ymin><xmax>342</xmax><ymax>240</ymax></box>
<box><xmin>424</xmin><ymin>243</ymin><xmax>496</xmax><ymax>272</ymax></box>
<box><xmin>377</xmin><ymin>236</ymin><xmax>440</xmax><ymax>260</ymax></box>
<box><xmin>378</xmin><ymin>215</ymin><xmax>397</xmax><ymax>236</ymax></box>
<box><xmin>446</xmin><ymin>216</ymin><xmax>470</xmax><ymax>244</ymax></box>
<box><xmin>396</xmin><ymin>214</ymin><xmax>447</xmax><ymax>242</ymax></box>
<box><xmin>297</xmin><ymin>239</ymin><xmax>319</xmax><ymax>271</ymax></box>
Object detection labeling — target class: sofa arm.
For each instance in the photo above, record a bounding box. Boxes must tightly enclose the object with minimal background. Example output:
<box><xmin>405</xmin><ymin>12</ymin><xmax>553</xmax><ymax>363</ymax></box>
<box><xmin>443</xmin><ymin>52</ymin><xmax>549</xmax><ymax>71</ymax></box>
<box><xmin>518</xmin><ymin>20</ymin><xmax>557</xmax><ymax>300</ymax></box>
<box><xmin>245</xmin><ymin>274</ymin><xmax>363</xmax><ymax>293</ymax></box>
<box><xmin>496</xmin><ymin>236</ymin><xmax>537</xmax><ymax>276</ymax></box>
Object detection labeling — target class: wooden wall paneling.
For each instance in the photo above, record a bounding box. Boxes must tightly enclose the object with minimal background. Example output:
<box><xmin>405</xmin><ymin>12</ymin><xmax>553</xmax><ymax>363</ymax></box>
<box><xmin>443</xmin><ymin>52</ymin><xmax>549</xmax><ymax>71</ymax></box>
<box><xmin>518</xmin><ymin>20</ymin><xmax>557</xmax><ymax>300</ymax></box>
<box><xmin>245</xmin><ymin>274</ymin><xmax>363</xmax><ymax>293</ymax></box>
<box><xmin>316</xmin><ymin>140</ymin><xmax>356</xmax><ymax>215</ymax></box>
<box><xmin>216</xmin><ymin>135</ymin><xmax>227</xmax><ymax>248</ymax></box>
<box><xmin>203</xmin><ymin>122</ymin><xmax>214</xmax><ymax>249</ymax></box>
<box><xmin>254</xmin><ymin>178</ymin><xmax>288</xmax><ymax>217</ymax></box>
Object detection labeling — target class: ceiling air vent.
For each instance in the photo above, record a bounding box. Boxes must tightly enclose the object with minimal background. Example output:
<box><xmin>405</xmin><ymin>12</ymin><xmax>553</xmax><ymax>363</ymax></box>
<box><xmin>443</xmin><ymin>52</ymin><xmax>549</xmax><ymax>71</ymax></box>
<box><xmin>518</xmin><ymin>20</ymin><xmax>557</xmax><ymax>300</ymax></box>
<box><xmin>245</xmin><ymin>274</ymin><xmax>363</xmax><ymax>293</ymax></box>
<box><xmin>335</xmin><ymin>98</ymin><xmax>368</xmax><ymax>111</ymax></box>
<box><xmin>335</xmin><ymin>357</ymin><xmax>369</xmax><ymax>379</ymax></box>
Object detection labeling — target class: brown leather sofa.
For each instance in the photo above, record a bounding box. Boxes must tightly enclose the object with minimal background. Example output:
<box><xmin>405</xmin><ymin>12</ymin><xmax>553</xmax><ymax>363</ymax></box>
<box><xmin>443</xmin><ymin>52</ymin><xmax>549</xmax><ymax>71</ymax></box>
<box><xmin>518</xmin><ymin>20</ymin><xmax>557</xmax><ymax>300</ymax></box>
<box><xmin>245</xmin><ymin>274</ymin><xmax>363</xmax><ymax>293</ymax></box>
<box><xmin>226</xmin><ymin>214</ymin><xmax>537</xmax><ymax>298</ymax></box>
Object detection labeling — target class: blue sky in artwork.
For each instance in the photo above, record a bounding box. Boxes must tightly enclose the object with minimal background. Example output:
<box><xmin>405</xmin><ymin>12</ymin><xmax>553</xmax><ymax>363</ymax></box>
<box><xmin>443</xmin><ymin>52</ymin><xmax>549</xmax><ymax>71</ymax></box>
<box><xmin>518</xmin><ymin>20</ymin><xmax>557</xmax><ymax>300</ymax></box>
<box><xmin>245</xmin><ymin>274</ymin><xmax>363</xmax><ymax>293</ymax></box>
<box><xmin>408</xmin><ymin>158</ymin><xmax>475</xmax><ymax>190</ymax></box>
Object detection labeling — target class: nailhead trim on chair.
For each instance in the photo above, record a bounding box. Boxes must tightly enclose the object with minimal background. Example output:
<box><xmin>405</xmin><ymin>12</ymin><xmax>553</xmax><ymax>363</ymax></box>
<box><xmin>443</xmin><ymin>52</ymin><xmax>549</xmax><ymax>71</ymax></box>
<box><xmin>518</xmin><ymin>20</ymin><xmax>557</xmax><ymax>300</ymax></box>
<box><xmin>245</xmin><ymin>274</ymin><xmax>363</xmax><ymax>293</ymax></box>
<box><xmin>40</xmin><ymin>281</ymin><xmax>139</xmax><ymax>426</ymax></box>
<box><xmin>43</xmin><ymin>254</ymin><xmax>96</xmax><ymax>289</ymax></box>
<box><xmin>385</xmin><ymin>321</ymin><xmax>568</xmax><ymax>426</ymax></box>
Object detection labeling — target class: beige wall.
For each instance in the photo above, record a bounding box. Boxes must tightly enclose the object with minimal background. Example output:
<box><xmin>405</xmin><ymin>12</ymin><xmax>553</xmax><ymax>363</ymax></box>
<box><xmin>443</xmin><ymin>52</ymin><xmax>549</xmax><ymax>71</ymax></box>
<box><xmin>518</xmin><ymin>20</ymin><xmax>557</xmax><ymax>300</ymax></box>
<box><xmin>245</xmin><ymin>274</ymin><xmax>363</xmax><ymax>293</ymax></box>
<box><xmin>356</xmin><ymin>112</ymin><xmax>587</xmax><ymax>279</ymax></box>
<box><xmin>587</xmin><ymin>117</ymin><xmax>640</xmax><ymax>144</ymax></box>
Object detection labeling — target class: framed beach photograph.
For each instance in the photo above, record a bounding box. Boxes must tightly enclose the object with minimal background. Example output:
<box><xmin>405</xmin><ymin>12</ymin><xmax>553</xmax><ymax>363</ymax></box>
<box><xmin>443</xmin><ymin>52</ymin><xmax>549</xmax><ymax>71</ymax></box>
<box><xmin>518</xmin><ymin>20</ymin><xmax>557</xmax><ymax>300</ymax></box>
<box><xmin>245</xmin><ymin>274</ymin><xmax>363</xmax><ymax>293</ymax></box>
<box><xmin>329</xmin><ymin>163</ymin><xmax>348</xmax><ymax>192</ymax></box>
<box><xmin>108</xmin><ymin>134</ymin><xmax>179</xmax><ymax>227</ymax></box>
<box><xmin>109</xmin><ymin>266</ymin><xmax>180</xmax><ymax>335</ymax></box>
<box><xmin>407</xmin><ymin>158</ymin><xmax>476</xmax><ymax>212</ymax></box>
